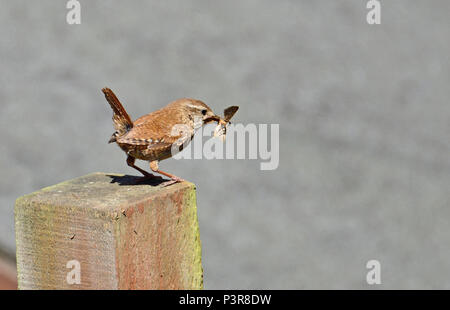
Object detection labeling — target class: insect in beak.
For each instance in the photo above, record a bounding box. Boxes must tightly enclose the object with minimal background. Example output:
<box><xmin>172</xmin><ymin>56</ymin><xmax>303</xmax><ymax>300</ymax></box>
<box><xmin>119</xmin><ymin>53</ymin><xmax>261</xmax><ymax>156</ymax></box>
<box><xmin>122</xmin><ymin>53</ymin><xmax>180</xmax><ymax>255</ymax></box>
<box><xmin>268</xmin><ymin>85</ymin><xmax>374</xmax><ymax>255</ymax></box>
<box><xmin>214</xmin><ymin>106</ymin><xmax>239</xmax><ymax>141</ymax></box>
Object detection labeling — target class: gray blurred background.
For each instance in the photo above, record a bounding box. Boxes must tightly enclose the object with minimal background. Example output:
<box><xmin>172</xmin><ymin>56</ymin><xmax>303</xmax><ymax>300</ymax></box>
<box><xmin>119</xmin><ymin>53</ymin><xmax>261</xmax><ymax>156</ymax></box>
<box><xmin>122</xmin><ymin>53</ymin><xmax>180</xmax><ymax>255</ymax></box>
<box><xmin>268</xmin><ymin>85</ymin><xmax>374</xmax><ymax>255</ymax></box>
<box><xmin>1</xmin><ymin>0</ymin><xmax>449</xmax><ymax>289</ymax></box>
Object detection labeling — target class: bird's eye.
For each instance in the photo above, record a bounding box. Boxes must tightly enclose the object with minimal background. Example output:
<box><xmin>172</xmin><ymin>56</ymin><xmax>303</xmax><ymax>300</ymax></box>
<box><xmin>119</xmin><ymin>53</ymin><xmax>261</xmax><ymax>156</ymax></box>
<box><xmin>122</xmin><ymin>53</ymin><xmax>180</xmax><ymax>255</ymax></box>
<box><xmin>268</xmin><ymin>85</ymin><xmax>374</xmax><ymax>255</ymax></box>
<box><xmin>201</xmin><ymin>109</ymin><xmax>207</xmax><ymax>115</ymax></box>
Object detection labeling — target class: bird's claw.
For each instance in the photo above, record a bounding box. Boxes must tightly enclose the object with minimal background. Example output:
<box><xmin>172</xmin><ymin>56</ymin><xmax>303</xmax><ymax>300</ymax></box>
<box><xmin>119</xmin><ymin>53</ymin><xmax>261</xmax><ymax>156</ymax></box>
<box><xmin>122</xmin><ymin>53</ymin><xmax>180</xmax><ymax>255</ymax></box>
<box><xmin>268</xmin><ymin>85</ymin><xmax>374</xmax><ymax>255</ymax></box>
<box><xmin>160</xmin><ymin>176</ymin><xmax>185</xmax><ymax>187</ymax></box>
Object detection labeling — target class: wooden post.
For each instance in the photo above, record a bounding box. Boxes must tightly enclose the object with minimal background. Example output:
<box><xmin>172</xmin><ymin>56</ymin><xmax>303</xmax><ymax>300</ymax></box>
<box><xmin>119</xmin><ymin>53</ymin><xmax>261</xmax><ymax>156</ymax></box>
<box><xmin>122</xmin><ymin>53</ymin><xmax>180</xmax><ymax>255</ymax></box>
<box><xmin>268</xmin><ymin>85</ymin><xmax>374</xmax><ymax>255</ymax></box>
<box><xmin>14</xmin><ymin>172</ymin><xmax>203</xmax><ymax>290</ymax></box>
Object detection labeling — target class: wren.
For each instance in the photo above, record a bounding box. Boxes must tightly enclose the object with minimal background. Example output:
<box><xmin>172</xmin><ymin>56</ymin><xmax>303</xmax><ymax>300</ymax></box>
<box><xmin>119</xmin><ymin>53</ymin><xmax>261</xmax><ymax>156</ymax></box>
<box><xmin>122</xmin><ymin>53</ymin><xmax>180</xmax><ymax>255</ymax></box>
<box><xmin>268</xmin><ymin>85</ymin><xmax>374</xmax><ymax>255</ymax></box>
<box><xmin>102</xmin><ymin>87</ymin><xmax>238</xmax><ymax>186</ymax></box>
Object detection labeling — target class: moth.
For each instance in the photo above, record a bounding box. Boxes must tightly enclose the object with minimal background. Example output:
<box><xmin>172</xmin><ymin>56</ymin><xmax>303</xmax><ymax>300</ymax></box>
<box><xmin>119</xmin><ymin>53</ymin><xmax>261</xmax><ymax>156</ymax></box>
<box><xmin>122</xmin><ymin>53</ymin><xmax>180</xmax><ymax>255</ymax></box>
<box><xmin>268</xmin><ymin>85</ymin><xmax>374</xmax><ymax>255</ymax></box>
<box><xmin>214</xmin><ymin>106</ymin><xmax>239</xmax><ymax>141</ymax></box>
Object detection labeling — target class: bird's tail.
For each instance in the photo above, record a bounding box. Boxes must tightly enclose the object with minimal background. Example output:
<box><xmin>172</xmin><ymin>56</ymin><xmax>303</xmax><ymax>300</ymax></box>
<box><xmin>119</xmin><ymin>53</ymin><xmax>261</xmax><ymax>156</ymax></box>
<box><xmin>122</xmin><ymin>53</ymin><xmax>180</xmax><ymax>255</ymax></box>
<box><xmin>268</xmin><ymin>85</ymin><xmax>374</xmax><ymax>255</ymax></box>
<box><xmin>102</xmin><ymin>87</ymin><xmax>133</xmax><ymax>143</ymax></box>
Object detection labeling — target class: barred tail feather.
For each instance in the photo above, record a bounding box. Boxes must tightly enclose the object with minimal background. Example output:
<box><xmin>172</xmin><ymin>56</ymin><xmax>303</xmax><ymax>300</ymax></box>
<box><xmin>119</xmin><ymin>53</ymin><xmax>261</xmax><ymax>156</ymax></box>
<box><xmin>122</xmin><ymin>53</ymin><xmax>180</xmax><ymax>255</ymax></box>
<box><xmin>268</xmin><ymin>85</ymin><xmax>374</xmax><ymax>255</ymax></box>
<box><xmin>102</xmin><ymin>87</ymin><xmax>133</xmax><ymax>140</ymax></box>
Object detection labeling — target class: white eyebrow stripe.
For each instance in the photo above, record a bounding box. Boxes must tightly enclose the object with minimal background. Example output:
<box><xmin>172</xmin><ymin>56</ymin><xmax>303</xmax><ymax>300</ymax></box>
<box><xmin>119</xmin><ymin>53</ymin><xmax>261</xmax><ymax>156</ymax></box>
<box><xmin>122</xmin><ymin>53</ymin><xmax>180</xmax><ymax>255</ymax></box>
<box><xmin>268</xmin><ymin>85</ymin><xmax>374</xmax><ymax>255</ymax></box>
<box><xmin>186</xmin><ymin>104</ymin><xmax>204</xmax><ymax>110</ymax></box>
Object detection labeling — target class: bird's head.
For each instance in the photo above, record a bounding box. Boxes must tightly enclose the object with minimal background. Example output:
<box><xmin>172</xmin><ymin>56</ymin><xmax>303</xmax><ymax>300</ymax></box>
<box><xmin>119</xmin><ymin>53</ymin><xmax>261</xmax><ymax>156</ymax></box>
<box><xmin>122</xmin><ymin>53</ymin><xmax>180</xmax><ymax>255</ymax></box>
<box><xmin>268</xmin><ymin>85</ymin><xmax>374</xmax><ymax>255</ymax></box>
<box><xmin>177</xmin><ymin>99</ymin><xmax>220</xmax><ymax>126</ymax></box>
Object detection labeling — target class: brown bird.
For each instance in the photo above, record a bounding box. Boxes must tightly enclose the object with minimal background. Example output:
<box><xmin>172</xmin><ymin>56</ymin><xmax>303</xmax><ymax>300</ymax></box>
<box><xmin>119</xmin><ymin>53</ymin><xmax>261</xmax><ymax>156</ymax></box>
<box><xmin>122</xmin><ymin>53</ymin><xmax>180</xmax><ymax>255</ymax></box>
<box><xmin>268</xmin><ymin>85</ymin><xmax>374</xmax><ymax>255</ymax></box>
<box><xmin>102</xmin><ymin>87</ymin><xmax>238</xmax><ymax>186</ymax></box>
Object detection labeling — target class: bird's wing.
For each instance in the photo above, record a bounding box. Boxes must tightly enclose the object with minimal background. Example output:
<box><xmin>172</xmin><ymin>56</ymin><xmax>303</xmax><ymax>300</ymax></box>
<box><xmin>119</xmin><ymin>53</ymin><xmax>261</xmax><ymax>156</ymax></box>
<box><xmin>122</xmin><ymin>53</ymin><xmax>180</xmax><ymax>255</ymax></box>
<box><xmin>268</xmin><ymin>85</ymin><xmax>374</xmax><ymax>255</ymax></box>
<box><xmin>116</xmin><ymin>109</ymin><xmax>193</xmax><ymax>148</ymax></box>
<box><xmin>116</xmin><ymin>128</ymin><xmax>182</xmax><ymax>148</ymax></box>
<box><xmin>223</xmin><ymin>106</ymin><xmax>239</xmax><ymax>122</ymax></box>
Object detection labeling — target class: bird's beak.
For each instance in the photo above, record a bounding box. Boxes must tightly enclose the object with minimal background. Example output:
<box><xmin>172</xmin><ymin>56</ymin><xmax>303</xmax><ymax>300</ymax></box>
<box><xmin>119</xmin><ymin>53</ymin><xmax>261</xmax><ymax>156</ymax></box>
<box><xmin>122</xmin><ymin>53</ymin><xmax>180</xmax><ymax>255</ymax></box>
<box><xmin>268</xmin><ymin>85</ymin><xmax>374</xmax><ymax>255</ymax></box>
<box><xmin>203</xmin><ymin>114</ymin><xmax>221</xmax><ymax>124</ymax></box>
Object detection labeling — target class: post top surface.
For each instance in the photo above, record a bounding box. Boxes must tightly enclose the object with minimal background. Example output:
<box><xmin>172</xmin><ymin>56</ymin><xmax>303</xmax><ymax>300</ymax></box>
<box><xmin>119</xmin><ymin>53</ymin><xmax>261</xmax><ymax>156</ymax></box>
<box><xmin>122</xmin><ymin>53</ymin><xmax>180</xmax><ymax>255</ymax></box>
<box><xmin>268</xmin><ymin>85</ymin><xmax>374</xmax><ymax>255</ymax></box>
<box><xmin>16</xmin><ymin>172</ymin><xmax>195</xmax><ymax>213</ymax></box>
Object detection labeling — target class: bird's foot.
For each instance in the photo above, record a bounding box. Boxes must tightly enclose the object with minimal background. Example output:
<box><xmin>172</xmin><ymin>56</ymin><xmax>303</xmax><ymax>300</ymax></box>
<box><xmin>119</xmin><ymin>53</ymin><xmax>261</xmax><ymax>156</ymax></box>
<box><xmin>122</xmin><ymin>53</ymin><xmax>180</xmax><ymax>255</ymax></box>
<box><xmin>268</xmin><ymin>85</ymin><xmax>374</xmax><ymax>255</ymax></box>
<box><xmin>160</xmin><ymin>176</ymin><xmax>185</xmax><ymax>187</ymax></box>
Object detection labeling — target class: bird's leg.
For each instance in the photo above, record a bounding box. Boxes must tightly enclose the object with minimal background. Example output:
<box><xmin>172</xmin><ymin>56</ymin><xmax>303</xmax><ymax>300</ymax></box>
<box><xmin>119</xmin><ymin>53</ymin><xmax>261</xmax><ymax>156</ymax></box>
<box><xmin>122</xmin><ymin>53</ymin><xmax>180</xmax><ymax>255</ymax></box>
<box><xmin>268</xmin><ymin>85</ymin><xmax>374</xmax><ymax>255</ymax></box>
<box><xmin>126</xmin><ymin>155</ymin><xmax>151</xmax><ymax>176</ymax></box>
<box><xmin>150</xmin><ymin>161</ymin><xmax>184</xmax><ymax>187</ymax></box>
<box><xmin>126</xmin><ymin>156</ymin><xmax>162</xmax><ymax>182</ymax></box>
